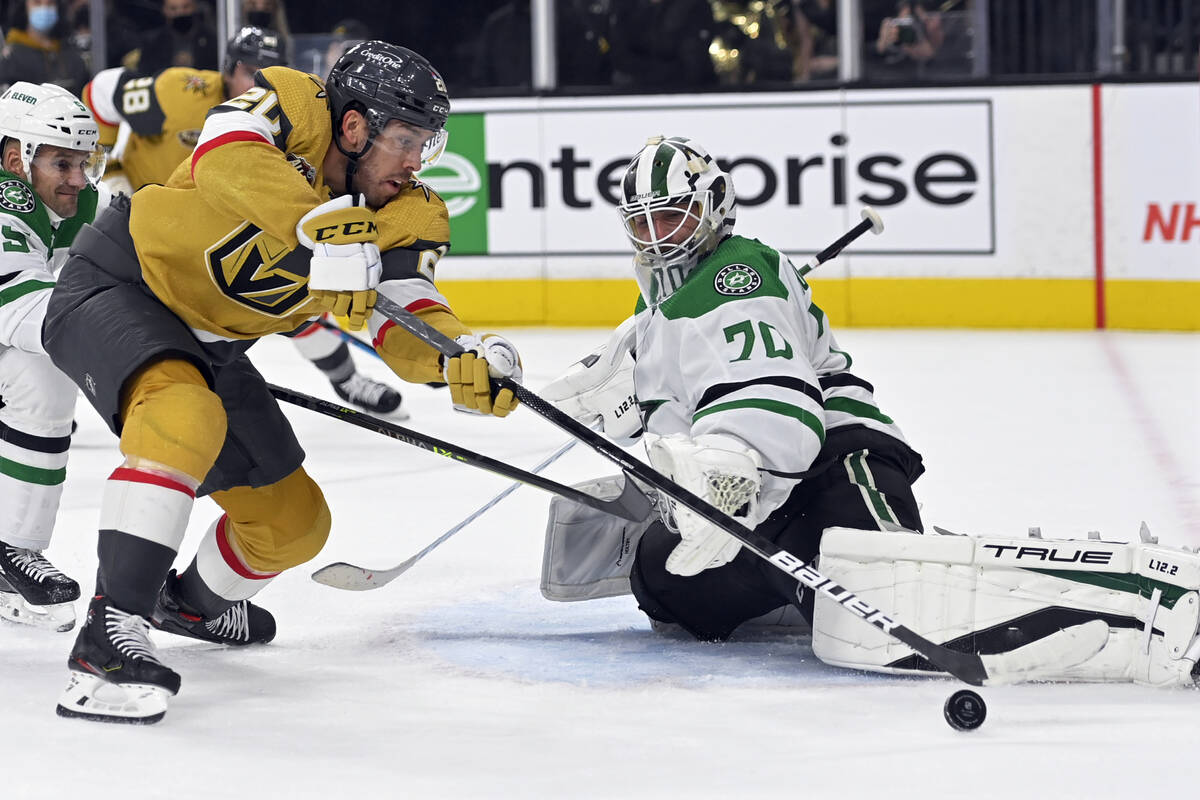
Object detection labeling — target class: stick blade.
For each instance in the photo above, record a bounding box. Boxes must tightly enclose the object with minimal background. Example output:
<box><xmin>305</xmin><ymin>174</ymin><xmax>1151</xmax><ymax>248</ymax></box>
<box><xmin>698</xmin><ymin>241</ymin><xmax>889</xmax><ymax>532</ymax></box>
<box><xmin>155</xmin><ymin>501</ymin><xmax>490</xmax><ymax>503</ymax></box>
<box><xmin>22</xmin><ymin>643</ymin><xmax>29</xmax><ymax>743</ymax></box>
<box><xmin>310</xmin><ymin>561</ymin><xmax>402</xmax><ymax>591</ymax></box>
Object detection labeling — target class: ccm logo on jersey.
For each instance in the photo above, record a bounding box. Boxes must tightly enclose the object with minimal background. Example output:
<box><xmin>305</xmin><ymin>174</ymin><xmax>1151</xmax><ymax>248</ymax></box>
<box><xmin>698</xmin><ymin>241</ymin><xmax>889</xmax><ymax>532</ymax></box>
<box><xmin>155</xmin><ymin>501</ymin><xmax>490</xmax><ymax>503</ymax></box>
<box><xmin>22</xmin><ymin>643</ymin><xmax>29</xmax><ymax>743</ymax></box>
<box><xmin>981</xmin><ymin>544</ymin><xmax>1115</xmax><ymax>565</ymax></box>
<box><xmin>314</xmin><ymin>220</ymin><xmax>378</xmax><ymax>241</ymax></box>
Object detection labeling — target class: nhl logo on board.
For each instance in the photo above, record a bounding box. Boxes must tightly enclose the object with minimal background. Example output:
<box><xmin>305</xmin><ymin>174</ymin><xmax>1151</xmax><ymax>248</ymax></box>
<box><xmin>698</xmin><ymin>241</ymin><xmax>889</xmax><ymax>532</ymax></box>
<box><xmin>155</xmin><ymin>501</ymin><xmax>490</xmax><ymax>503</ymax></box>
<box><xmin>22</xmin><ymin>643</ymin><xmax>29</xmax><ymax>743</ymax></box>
<box><xmin>0</xmin><ymin>179</ymin><xmax>35</xmax><ymax>213</ymax></box>
<box><xmin>714</xmin><ymin>263</ymin><xmax>761</xmax><ymax>296</ymax></box>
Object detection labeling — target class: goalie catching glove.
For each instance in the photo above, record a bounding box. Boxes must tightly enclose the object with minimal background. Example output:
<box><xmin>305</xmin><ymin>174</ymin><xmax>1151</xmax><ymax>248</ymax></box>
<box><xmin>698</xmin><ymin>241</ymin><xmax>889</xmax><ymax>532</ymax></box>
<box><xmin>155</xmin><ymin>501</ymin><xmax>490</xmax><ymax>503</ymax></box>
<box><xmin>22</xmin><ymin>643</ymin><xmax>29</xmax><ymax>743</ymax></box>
<box><xmin>443</xmin><ymin>334</ymin><xmax>523</xmax><ymax>417</ymax></box>
<box><xmin>298</xmin><ymin>194</ymin><xmax>381</xmax><ymax>330</ymax></box>
<box><xmin>644</xmin><ymin>432</ymin><xmax>764</xmax><ymax>577</ymax></box>
<box><xmin>541</xmin><ymin>316</ymin><xmax>642</xmax><ymax>446</ymax></box>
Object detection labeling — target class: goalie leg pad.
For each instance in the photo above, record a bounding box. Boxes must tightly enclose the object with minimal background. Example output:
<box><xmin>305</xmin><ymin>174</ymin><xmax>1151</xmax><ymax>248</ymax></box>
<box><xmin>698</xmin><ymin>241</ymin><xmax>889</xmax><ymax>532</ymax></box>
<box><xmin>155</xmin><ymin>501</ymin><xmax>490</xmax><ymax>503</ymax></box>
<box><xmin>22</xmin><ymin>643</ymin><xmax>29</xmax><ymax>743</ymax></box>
<box><xmin>541</xmin><ymin>475</ymin><xmax>654</xmax><ymax>602</ymax></box>
<box><xmin>811</xmin><ymin>527</ymin><xmax>1200</xmax><ymax>686</ymax></box>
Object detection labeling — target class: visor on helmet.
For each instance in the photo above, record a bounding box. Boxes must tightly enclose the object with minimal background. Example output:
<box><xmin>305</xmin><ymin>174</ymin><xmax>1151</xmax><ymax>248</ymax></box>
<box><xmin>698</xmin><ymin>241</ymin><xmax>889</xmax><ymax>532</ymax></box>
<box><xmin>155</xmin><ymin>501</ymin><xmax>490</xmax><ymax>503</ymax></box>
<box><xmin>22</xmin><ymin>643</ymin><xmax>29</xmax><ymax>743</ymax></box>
<box><xmin>30</xmin><ymin>145</ymin><xmax>107</xmax><ymax>185</ymax></box>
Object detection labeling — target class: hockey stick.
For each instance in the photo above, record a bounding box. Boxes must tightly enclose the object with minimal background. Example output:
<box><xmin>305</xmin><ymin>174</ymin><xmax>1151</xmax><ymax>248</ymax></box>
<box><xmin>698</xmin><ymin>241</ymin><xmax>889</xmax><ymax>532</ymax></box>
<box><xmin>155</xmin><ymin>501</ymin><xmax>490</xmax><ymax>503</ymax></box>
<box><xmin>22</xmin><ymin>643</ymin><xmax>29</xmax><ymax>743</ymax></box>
<box><xmin>268</xmin><ymin>384</ymin><xmax>648</xmax><ymax>522</ymax></box>
<box><xmin>370</xmin><ymin>294</ymin><xmax>993</xmax><ymax>687</ymax></box>
<box><xmin>315</xmin><ymin>316</ymin><xmax>383</xmax><ymax>361</ymax></box>
<box><xmin>311</xmin><ymin>438</ymin><xmax>580</xmax><ymax>591</ymax></box>
<box><xmin>798</xmin><ymin>207</ymin><xmax>883</xmax><ymax>277</ymax></box>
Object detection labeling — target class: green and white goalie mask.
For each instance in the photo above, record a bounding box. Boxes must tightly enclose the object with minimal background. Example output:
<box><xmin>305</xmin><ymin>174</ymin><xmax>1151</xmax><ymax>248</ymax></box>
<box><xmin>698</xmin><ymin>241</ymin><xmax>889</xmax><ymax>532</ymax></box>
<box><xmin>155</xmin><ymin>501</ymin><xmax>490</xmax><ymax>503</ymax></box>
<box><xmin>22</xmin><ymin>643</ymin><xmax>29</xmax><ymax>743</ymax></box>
<box><xmin>0</xmin><ymin>82</ymin><xmax>106</xmax><ymax>186</ymax></box>
<box><xmin>617</xmin><ymin>136</ymin><xmax>736</xmax><ymax>306</ymax></box>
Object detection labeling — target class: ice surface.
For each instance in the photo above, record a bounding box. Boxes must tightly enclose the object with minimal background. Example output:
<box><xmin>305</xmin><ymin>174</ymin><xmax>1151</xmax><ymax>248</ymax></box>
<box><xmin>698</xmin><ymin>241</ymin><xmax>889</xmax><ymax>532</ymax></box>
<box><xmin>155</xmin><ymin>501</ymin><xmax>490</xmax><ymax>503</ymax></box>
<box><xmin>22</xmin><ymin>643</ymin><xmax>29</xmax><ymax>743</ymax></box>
<box><xmin>4</xmin><ymin>328</ymin><xmax>1198</xmax><ymax>798</ymax></box>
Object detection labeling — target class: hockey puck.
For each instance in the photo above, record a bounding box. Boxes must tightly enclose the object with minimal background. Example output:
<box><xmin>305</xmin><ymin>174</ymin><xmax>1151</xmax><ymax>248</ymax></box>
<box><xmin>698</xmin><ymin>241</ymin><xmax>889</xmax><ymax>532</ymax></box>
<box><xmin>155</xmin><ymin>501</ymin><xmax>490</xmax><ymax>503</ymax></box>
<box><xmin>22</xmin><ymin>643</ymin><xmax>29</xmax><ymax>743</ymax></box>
<box><xmin>943</xmin><ymin>689</ymin><xmax>987</xmax><ymax>731</ymax></box>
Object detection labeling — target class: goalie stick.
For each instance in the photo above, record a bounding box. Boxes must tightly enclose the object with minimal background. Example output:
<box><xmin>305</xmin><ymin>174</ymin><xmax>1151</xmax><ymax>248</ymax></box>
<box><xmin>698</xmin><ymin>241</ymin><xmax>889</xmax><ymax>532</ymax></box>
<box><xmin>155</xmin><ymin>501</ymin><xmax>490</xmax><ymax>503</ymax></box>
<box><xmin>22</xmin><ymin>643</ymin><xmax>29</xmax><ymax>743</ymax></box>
<box><xmin>268</xmin><ymin>384</ymin><xmax>648</xmax><ymax>522</ymax></box>
<box><xmin>368</xmin><ymin>231</ymin><xmax>1007</xmax><ymax>685</ymax></box>
<box><xmin>311</xmin><ymin>438</ymin><xmax>579</xmax><ymax>590</ymax></box>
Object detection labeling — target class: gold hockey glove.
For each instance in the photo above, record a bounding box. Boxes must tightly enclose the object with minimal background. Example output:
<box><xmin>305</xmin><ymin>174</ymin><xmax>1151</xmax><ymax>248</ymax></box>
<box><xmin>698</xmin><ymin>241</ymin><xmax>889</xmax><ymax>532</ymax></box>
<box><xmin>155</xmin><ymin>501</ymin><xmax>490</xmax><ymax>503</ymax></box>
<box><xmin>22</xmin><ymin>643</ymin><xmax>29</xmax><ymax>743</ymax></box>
<box><xmin>443</xmin><ymin>334</ymin><xmax>523</xmax><ymax>418</ymax></box>
<box><xmin>298</xmin><ymin>195</ymin><xmax>381</xmax><ymax>331</ymax></box>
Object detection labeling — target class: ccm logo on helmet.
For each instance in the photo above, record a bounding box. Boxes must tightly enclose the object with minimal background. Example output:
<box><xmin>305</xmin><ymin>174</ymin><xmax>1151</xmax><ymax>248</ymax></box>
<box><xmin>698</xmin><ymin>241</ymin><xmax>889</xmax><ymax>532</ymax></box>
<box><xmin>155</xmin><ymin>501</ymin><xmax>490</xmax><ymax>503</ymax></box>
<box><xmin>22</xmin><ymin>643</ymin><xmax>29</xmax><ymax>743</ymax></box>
<box><xmin>315</xmin><ymin>220</ymin><xmax>378</xmax><ymax>241</ymax></box>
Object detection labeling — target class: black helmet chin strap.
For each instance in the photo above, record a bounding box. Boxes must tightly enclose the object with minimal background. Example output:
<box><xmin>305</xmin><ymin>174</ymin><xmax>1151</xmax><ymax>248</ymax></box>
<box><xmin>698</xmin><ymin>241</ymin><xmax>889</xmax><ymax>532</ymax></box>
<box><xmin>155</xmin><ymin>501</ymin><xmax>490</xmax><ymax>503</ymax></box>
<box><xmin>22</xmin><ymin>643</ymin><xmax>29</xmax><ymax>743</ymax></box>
<box><xmin>332</xmin><ymin>115</ymin><xmax>376</xmax><ymax>196</ymax></box>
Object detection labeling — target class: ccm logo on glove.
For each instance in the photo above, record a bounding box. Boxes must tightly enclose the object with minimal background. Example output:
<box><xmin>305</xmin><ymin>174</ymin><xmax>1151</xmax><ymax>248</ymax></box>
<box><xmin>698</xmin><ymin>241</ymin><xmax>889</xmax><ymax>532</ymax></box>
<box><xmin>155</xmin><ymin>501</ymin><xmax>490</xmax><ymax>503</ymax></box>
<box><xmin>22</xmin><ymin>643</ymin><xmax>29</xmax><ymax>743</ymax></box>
<box><xmin>313</xmin><ymin>219</ymin><xmax>378</xmax><ymax>241</ymax></box>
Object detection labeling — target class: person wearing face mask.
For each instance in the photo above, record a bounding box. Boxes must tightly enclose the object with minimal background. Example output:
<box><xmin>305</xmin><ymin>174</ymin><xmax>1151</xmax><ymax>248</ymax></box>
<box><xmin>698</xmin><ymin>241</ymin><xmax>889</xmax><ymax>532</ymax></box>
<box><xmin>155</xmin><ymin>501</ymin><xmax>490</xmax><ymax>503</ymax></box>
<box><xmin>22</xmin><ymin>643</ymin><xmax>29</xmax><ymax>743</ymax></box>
<box><xmin>0</xmin><ymin>0</ymin><xmax>90</xmax><ymax>95</ymax></box>
<box><xmin>242</xmin><ymin>0</ymin><xmax>290</xmax><ymax>39</ymax></box>
<box><xmin>134</xmin><ymin>0</ymin><xmax>218</xmax><ymax>74</ymax></box>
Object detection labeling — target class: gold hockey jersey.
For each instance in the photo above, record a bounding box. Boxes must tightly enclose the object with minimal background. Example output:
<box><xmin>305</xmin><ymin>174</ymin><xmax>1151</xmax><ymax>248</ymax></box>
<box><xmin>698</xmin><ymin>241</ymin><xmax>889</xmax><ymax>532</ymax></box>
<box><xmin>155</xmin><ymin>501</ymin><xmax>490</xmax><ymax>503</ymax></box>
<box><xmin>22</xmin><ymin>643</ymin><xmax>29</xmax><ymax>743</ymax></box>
<box><xmin>84</xmin><ymin>67</ymin><xmax>226</xmax><ymax>190</ymax></box>
<box><xmin>128</xmin><ymin>66</ymin><xmax>455</xmax><ymax>362</ymax></box>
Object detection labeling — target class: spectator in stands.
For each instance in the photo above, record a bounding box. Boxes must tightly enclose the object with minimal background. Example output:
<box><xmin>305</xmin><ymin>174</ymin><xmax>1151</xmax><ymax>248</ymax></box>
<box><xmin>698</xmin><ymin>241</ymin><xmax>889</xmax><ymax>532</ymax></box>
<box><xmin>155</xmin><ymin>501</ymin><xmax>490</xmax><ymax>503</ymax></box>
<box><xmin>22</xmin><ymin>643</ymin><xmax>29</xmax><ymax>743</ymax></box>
<box><xmin>0</xmin><ymin>0</ymin><xmax>89</xmax><ymax>94</ymax></box>
<box><xmin>792</xmin><ymin>0</ymin><xmax>839</xmax><ymax>80</ymax></box>
<box><xmin>470</xmin><ymin>1</ymin><xmax>610</xmax><ymax>91</ymax></box>
<box><xmin>325</xmin><ymin>17</ymin><xmax>368</xmax><ymax>72</ymax></box>
<box><xmin>608</xmin><ymin>0</ymin><xmax>716</xmax><ymax>89</ymax></box>
<box><xmin>867</xmin><ymin>0</ymin><xmax>945</xmax><ymax>80</ymax></box>
<box><xmin>243</xmin><ymin>0</ymin><xmax>289</xmax><ymax>39</ymax></box>
<box><xmin>135</xmin><ymin>0</ymin><xmax>218</xmax><ymax>73</ymax></box>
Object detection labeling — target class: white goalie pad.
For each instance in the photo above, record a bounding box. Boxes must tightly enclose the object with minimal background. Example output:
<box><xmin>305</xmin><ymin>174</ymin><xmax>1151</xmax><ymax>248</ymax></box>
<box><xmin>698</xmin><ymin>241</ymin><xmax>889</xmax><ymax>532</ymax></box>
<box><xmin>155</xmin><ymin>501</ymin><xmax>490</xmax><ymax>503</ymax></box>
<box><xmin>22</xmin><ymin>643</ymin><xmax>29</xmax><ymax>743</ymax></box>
<box><xmin>541</xmin><ymin>476</ymin><xmax>655</xmax><ymax>601</ymax></box>
<box><xmin>812</xmin><ymin>525</ymin><xmax>1200</xmax><ymax>686</ymax></box>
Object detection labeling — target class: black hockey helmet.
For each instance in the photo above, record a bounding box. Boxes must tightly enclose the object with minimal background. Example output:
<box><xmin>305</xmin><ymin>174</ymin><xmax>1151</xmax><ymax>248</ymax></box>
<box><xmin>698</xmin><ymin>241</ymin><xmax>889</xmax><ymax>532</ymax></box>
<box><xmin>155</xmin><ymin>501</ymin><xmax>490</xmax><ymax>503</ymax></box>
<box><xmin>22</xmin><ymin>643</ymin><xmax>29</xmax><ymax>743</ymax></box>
<box><xmin>223</xmin><ymin>26</ymin><xmax>288</xmax><ymax>75</ymax></box>
<box><xmin>326</xmin><ymin>40</ymin><xmax>450</xmax><ymax>192</ymax></box>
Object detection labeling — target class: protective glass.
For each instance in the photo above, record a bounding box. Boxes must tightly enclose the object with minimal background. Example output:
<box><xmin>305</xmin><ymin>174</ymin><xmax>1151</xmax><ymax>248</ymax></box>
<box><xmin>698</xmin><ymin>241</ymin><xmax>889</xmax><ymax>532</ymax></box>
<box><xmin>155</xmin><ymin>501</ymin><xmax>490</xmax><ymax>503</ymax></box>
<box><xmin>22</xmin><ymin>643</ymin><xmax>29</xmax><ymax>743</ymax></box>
<box><xmin>31</xmin><ymin>145</ymin><xmax>107</xmax><ymax>185</ymax></box>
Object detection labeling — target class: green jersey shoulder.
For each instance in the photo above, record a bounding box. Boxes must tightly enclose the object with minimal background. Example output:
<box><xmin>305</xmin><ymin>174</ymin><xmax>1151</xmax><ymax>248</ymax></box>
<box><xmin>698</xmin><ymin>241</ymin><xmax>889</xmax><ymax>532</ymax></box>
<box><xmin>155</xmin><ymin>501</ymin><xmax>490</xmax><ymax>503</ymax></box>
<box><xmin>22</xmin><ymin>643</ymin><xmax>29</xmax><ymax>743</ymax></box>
<box><xmin>0</xmin><ymin>169</ymin><xmax>99</xmax><ymax>256</ymax></box>
<box><xmin>652</xmin><ymin>235</ymin><xmax>791</xmax><ymax>321</ymax></box>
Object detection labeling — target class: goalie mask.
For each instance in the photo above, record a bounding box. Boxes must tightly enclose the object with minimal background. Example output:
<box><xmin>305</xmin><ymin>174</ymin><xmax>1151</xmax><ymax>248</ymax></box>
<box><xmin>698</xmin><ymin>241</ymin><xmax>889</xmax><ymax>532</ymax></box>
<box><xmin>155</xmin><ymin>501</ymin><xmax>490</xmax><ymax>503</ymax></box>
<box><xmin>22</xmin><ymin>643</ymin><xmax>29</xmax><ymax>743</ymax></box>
<box><xmin>0</xmin><ymin>82</ymin><xmax>105</xmax><ymax>185</ymax></box>
<box><xmin>326</xmin><ymin>40</ymin><xmax>451</xmax><ymax>193</ymax></box>
<box><xmin>618</xmin><ymin>136</ymin><xmax>736</xmax><ymax>306</ymax></box>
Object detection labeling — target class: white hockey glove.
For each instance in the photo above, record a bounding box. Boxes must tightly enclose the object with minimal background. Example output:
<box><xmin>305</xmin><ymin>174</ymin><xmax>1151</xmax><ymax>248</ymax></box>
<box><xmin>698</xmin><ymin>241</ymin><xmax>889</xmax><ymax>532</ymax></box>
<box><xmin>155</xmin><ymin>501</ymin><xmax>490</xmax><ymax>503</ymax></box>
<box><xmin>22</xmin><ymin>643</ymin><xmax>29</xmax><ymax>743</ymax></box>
<box><xmin>644</xmin><ymin>432</ymin><xmax>764</xmax><ymax>577</ymax></box>
<box><xmin>443</xmin><ymin>333</ymin><xmax>523</xmax><ymax>418</ymax></box>
<box><xmin>297</xmin><ymin>194</ymin><xmax>382</xmax><ymax>330</ymax></box>
<box><xmin>540</xmin><ymin>316</ymin><xmax>641</xmax><ymax>446</ymax></box>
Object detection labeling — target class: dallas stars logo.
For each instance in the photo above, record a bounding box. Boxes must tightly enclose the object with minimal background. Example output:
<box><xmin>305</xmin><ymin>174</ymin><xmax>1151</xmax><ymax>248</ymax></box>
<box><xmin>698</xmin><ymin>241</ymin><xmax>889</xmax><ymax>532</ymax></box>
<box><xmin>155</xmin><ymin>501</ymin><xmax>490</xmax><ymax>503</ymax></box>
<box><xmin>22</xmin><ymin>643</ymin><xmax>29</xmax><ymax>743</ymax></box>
<box><xmin>0</xmin><ymin>179</ymin><xmax>35</xmax><ymax>213</ymax></box>
<box><xmin>714</xmin><ymin>263</ymin><xmax>761</xmax><ymax>296</ymax></box>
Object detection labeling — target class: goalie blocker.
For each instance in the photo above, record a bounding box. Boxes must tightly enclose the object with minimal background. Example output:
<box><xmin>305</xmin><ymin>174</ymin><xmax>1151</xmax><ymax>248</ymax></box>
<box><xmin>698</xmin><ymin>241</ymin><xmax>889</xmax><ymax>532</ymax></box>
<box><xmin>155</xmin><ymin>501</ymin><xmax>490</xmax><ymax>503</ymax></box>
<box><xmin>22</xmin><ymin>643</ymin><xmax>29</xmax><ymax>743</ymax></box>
<box><xmin>814</xmin><ymin>525</ymin><xmax>1200</xmax><ymax>686</ymax></box>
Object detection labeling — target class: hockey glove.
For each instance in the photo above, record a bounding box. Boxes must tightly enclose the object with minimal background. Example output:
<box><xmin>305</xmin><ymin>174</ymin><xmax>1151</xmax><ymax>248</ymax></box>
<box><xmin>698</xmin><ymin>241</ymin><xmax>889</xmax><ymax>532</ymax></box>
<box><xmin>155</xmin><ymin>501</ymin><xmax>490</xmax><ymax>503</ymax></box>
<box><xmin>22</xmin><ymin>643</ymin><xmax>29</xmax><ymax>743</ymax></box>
<box><xmin>644</xmin><ymin>433</ymin><xmax>764</xmax><ymax>576</ymax></box>
<box><xmin>540</xmin><ymin>317</ymin><xmax>642</xmax><ymax>446</ymax></box>
<box><xmin>297</xmin><ymin>194</ymin><xmax>382</xmax><ymax>330</ymax></box>
<box><xmin>443</xmin><ymin>334</ymin><xmax>523</xmax><ymax>418</ymax></box>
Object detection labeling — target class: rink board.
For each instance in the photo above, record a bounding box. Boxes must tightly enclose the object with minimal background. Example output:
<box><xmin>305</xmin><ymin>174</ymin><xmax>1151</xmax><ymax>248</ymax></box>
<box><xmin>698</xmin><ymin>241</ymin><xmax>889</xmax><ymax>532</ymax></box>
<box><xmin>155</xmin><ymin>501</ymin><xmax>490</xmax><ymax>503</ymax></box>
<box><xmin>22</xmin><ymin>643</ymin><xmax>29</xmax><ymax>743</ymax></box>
<box><xmin>423</xmin><ymin>83</ymin><xmax>1198</xmax><ymax>330</ymax></box>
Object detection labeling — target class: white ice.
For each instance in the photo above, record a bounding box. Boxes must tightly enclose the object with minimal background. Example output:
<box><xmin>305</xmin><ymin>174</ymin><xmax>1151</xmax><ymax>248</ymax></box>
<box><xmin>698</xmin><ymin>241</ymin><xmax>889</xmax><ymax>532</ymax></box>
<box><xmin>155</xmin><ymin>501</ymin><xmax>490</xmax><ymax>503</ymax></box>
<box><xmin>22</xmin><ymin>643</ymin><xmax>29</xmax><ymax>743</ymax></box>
<box><xmin>4</xmin><ymin>327</ymin><xmax>1199</xmax><ymax>799</ymax></box>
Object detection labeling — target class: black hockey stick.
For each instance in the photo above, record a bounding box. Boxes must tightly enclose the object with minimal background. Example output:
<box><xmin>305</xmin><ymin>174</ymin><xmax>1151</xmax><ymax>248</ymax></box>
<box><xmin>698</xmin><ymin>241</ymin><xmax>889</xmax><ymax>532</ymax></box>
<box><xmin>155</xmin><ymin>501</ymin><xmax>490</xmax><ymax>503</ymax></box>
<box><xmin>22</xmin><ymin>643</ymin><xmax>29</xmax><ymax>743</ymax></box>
<box><xmin>267</xmin><ymin>384</ymin><xmax>650</xmax><ymax>522</ymax></box>
<box><xmin>310</xmin><ymin>438</ymin><xmax>579</xmax><ymax>591</ymax></box>
<box><xmin>370</xmin><ymin>292</ymin><xmax>992</xmax><ymax>687</ymax></box>
<box><xmin>797</xmin><ymin>207</ymin><xmax>883</xmax><ymax>277</ymax></box>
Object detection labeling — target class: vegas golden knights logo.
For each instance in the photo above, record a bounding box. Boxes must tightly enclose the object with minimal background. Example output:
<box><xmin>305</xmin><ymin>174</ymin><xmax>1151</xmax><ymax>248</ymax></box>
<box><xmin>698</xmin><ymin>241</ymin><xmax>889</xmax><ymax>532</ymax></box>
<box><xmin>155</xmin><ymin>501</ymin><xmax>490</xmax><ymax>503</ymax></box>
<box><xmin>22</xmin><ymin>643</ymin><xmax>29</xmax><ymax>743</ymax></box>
<box><xmin>206</xmin><ymin>222</ymin><xmax>310</xmax><ymax>315</ymax></box>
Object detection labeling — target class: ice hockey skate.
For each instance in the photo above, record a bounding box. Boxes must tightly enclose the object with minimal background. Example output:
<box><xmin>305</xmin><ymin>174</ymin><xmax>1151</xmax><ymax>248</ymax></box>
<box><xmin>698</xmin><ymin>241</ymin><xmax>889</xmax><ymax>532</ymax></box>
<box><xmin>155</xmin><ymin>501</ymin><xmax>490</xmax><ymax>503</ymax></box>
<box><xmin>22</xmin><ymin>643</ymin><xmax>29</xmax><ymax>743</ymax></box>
<box><xmin>56</xmin><ymin>595</ymin><xmax>180</xmax><ymax>725</ymax></box>
<box><xmin>0</xmin><ymin>542</ymin><xmax>80</xmax><ymax>631</ymax></box>
<box><xmin>333</xmin><ymin>373</ymin><xmax>409</xmax><ymax>419</ymax></box>
<box><xmin>151</xmin><ymin>570</ymin><xmax>277</xmax><ymax>646</ymax></box>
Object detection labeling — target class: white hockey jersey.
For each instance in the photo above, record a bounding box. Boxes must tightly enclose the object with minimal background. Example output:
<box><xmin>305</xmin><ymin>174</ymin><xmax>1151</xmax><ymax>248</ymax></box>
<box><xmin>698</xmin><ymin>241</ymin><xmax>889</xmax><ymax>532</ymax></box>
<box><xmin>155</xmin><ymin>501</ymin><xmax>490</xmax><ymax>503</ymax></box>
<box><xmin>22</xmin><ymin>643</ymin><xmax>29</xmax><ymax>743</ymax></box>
<box><xmin>633</xmin><ymin>234</ymin><xmax>912</xmax><ymax>517</ymax></box>
<box><xmin>0</xmin><ymin>172</ymin><xmax>108</xmax><ymax>354</ymax></box>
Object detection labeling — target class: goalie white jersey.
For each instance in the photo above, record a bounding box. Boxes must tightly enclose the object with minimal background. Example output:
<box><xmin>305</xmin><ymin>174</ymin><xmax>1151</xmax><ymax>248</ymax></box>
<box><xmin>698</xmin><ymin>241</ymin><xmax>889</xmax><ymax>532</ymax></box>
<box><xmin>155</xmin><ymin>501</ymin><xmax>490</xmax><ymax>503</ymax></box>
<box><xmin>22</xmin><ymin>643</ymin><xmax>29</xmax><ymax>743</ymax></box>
<box><xmin>633</xmin><ymin>234</ymin><xmax>911</xmax><ymax>517</ymax></box>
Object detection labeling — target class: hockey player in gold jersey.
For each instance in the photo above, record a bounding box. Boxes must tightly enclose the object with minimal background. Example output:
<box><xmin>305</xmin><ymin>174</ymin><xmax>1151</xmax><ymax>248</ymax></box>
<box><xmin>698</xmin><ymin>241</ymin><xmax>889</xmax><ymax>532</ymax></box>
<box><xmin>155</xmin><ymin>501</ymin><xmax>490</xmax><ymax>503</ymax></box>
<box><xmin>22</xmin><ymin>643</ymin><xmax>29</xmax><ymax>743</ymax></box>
<box><xmin>47</xmin><ymin>41</ymin><xmax>522</xmax><ymax>724</ymax></box>
<box><xmin>83</xmin><ymin>27</ymin><xmax>412</xmax><ymax>418</ymax></box>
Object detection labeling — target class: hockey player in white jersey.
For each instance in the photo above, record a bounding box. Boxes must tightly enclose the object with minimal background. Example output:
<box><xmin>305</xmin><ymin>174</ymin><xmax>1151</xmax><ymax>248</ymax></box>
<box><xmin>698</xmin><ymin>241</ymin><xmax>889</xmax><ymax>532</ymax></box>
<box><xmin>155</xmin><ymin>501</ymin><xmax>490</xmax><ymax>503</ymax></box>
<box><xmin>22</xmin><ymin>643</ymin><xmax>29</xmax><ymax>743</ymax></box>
<box><xmin>0</xmin><ymin>82</ymin><xmax>109</xmax><ymax>631</ymax></box>
<box><xmin>542</xmin><ymin>134</ymin><xmax>1200</xmax><ymax>687</ymax></box>
<box><xmin>543</xmin><ymin>135</ymin><xmax>925</xmax><ymax>639</ymax></box>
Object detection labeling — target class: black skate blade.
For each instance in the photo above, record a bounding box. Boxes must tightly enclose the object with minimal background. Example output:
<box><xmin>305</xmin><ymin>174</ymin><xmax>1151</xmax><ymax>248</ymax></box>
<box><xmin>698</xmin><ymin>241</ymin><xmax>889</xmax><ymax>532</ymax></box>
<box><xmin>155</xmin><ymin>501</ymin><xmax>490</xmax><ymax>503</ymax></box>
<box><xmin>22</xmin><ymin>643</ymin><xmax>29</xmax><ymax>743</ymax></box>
<box><xmin>56</xmin><ymin>704</ymin><xmax>166</xmax><ymax>725</ymax></box>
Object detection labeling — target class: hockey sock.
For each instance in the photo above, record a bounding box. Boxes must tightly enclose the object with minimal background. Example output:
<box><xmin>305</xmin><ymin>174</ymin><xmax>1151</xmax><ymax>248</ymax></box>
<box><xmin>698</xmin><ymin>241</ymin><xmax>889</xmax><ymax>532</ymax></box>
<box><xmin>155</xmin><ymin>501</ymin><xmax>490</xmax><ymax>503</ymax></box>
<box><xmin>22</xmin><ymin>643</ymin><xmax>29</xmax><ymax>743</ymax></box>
<box><xmin>96</xmin><ymin>467</ymin><xmax>196</xmax><ymax>616</ymax></box>
<box><xmin>176</xmin><ymin>515</ymin><xmax>279</xmax><ymax>618</ymax></box>
<box><xmin>290</xmin><ymin>322</ymin><xmax>355</xmax><ymax>383</ymax></box>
